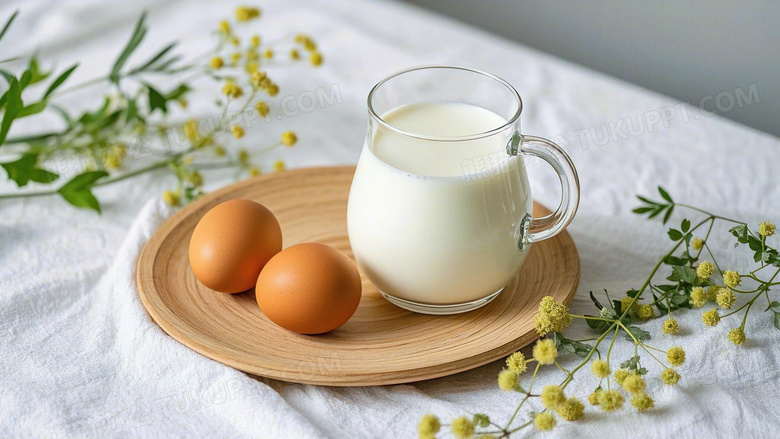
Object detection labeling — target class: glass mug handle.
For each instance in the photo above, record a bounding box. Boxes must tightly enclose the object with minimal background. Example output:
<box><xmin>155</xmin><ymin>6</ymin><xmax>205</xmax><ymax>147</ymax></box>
<box><xmin>507</xmin><ymin>131</ymin><xmax>580</xmax><ymax>251</ymax></box>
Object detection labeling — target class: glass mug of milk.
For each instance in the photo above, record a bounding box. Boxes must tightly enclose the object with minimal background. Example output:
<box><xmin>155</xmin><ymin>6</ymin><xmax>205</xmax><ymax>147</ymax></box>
<box><xmin>347</xmin><ymin>66</ymin><xmax>579</xmax><ymax>314</ymax></box>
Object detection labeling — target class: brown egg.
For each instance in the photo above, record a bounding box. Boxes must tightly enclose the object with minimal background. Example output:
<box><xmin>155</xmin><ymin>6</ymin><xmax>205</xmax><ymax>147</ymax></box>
<box><xmin>255</xmin><ymin>243</ymin><xmax>362</xmax><ymax>334</ymax></box>
<box><xmin>189</xmin><ymin>199</ymin><xmax>282</xmax><ymax>293</ymax></box>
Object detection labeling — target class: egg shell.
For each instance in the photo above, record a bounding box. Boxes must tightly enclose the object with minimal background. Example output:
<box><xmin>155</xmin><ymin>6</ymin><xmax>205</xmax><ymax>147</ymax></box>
<box><xmin>189</xmin><ymin>199</ymin><xmax>282</xmax><ymax>293</ymax></box>
<box><xmin>255</xmin><ymin>243</ymin><xmax>362</xmax><ymax>334</ymax></box>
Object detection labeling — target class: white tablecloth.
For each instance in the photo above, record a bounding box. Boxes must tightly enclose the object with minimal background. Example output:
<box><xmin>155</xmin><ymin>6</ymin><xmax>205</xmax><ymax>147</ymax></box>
<box><xmin>2</xmin><ymin>0</ymin><xmax>779</xmax><ymax>438</ymax></box>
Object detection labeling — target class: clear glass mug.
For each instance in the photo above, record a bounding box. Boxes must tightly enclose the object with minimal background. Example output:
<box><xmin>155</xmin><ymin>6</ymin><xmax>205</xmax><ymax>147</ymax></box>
<box><xmin>347</xmin><ymin>66</ymin><xmax>579</xmax><ymax>314</ymax></box>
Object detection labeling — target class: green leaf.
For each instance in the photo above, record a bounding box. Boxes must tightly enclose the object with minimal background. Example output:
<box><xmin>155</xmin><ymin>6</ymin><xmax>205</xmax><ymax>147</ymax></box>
<box><xmin>19</xmin><ymin>69</ymin><xmax>31</xmax><ymax>89</ymax></box>
<box><xmin>589</xmin><ymin>291</ymin><xmax>604</xmax><ymax>310</ymax></box>
<box><xmin>729</xmin><ymin>224</ymin><xmax>749</xmax><ymax>244</ymax></box>
<box><xmin>146</xmin><ymin>83</ymin><xmax>167</xmax><ymax>114</ymax></box>
<box><xmin>663</xmin><ymin>255</ymin><xmax>688</xmax><ymax>266</ymax></box>
<box><xmin>624</xmin><ymin>326</ymin><xmax>651</xmax><ymax>342</ymax></box>
<box><xmin>57</xmin><ymin>171</ymin><xmax>108</xmax><ymax>213</ymax></box>
<box><xmin>663</xmin><ymin>204</ymin><xmax>674</xmax><ymax>224</ymax></box>
<box><xmin>636</xmin><ymin>195</ymin><xmax>660</xmax><ymax>206</ymax></box>
<box><xmin>668</xmin><ymin>229</ymin><xmax>683</xmax><ymax>241</ymax></box>
<box><xmin>0</xmin><ymin>153</ymin><xmax>58</xmax><ymax>186</ymax></box>
<box><xmin>110</xmin><ymin>13</ymin><xmax>148</xmax><ymax>83</ymax></box>
<box><xmin>130</xmin><ymin>42</ymin><xmax>177</xmax><ymax>73</ymax></box>
<box><xmin>27</xmin><ymin>55</ymin><xmax>51</xmax><ymax>84</ymax></box>
<box><xmin>585</xmin><ymin>316</ymin><xmax>610</xmax><ymax>332</ymax></box>
<box><xmin>632</xmin><ymin>206</ymin><xmax>654</xmax><ymax>214</ymax></box>
<box><xmin>748</xmin><ymin>235</ymin><xmax>762</xmax><ymax>252</ymax></box>
<box><xmin>43</xmin><ymin>64</ymin><xmax>78</xmax><ymax>99</ymax></box>
<box><xmin>0</xmin><ymin>76</ymin><xmax>22</xmax><ymax>145</ymax></box>
<box><xmin>674</xmin><ymin>265</ymin><xmax>696</xmax><ymax>284</ymax></box>
<box><xmin>620</xmin><ymin>355</ymin><xmax>640</xmax><ymax>371</ymax></box>
<box><xmin>16</xmin><ymin>100</ymin><xmax>47</xmax><ymax>118</ymax></box>
<box><xmin>472</xmin><ymin>414</ymin><xmax>490</xmax><ymax>428</ymax></box>
<box><xmin>658</xmin><ymin>186</ymin><xmax>673</xmax><ymax>203</ymax></box>
<box><xmin>681</xmin><ymin>219</ymin><xmax>690</xmax><ymax>233</ymax></box>
<box><xmin>553</xmin><ymin>332</ymin><xmax>594</xmax><ymax>358</ymax></box>
<box><xmin>164</xmin><ymin>83</ymin><xmax>190</xmax><ymax>101</ymax></box>
<box><xmin>0</xmin><ymin>11</ymin><xmax>19</xmax><ymax>45</ymax></box>
<box><xmin>646</xmin><ymin>206</ymin><xmax>664</xmax><ymax>219</ymax></box>
<box><xmin>125</xmin><ymin>98</ymin><xmax>141</xmax><ymax>124</ymax></box>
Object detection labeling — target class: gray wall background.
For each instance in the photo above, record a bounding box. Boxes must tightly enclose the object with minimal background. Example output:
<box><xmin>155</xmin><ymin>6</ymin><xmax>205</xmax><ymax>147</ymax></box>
<box><xmin>403</xmin><ymin>0</ymin><xmax>779</xmax><ymax>137</ymax></box>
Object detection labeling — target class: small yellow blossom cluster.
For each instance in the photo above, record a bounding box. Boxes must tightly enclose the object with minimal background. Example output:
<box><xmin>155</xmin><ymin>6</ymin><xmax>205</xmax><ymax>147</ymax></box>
<box><xmin>498</xmin><ymin>352</ymin><xmax>529</xmax><ymax>391</ymax></box>
<box><xmin>541</xmin><ymin>384</ymin><xmax>565</xmax><ymax>409</ymax></box>
<box><xmin>614</xmin><ymin>368</ymin><xmax>630</xmax><ymax>385</ymax></box>
<box><xmin>620</xmin><ymin>296</ymin><xmax>639</xmax><ymax>315</ymax></box>
<box><xmin>281</xmin><ymin>131</ymin><xmax>298</xmax><ymax>147</ymax></box>
<box><xmin>418</xmin><ymin>414</ymin><xmax>440</xmax><ymax>439</ymax></box>
<box><xmin>631</xmin><ymin>392</ymin><xmax>655</xmax><ymax>412</ymax></box>
<box><xmin>532</xmin><ymin>338</ymin><xmax>558</xmax><ymax>365</ymax></box>
<box><xmin>534</xmin><ymin>296</ymin><xmax>572</xmax><ymax>335</ymax></box>
<box><xmin>707</xmin><ymin>285</ymin><xmax>721</xmax><ymax>301</ymax></box>
<box><xmin>256</xmin><ymin>101</ymin><xmax>270</xmax><ymax>117</ymax></box>
<box><xmin>210</xmin><ymin>56</ymin><xmax>224</xmax><ymax>69</ymax></box>
<box><xmin>759</xmin><ymin>220</ymin><xmax>776</xmax><ymax>237</ymax></box>
<box><xmin>596</xmin><ymin>390</ymin><xmax>624</xmax><ymax>411</ymax></box>
<box><xmin>663</xmin><ymin>318</ymin><xmax>679</xmax><ymax>335</ymax></box>
<box><xmin>103</xmin><ymin>143</ymin><xmax>127</xmax><ymax>169</ymax></box>
<box><xmin>555</xmin><ymin>397</ymin><xmax>585</xmax><ymax>421</ymax></box>
<box><xmin>696</xmin><ymin>261</ymin><xmax>716</xmax><ymax>280</ymax></box>
<box><xmin>536</xmin><ymin>385</ymin><xmax>583</xmax><ymax>429</ymax></box>
<box><xmin>661</xmin><ymin>368</ymin><xmax>680</xmax><ymax>385</ymax></box>
<box><xmin>506</xmin><ymin>352</ymin><xmax>528</xmax><ymax>374</ymax></box>
<box><xmin>187</xmin><ymin>171</ymin><xmax>203</xmax><ymax>188</ymax></box>
<box><xmin>235</xmin><ymin>6</ymin><xmax>261</xmax><ymax>22</ymax></box>
<box><xmin>716</xmin><ymin>289</ymin><xmax>736</xmax><ymax>309</ymax></box>
<box><xmin>250</xmin><ymin>71</ymin><xmax>280</xmax><ymax>96</ymax></box>
<box><xmin>667</xmin><ymin>346</ymin><xmax>685</xmax><ymax>366</ymax></box>
<box><xmin>534</xmin><ymin>411</ymin><xmax>556</xmax><ymax>431</ymax></box>
<box><xmin>497</xmin><ymin>368</ymin><xmax>519</xmax><ymax>391</ymax></box>
<box><xmin>590</xmin><ymin>368</ymin><xmax>660</xmax><ymax>413</ymax></box>
<box><xmin>294</xmin><ymin>34</ymin><xmax>323</xmax><ymax>66</ymax></box>
<box><xmin>702</xmin><ymin>308</ymin><xmax>720</xmax><ymax>327</ymax></box>
<box><xmin>222</xmin><ymin>81</ymin><xmax>243</xmax><ymax>99</ymax></box>
<box><xmin>728</xmin><ymin>327</ymin><xmax>746</xmax><ymax>345</ymax></box>
<box><xmin>723</xmin><ymin>270</ymin><xmax>741</xmax><ymax>289</ymax></box>
<box><xmin>690</xmin><ymin>286</ymin><xmax>707</xmax><ymax>308</ymax></box>
<box><xmin>622</xmin><ymin>375</ymin><xmax>645</xmax><ymax>394</ymax></box>
<box><xmin>590</xmin><ymin>359</ymin><xmax>610</xmax><ymax>379</ymax></box>
<box><xmin>163</xmin><ymin>190</ymin><xmax>180</xmax><ymax>207</ymax></box>
<box><xmin>619</xmin><ymin>296</ymin><xmax>654</xmax><ymax>321</ymax></box>
<box><xmin>636</xmin><ymin>303</ymin><xmax>655</xmax><ymax>321</ymax></box>
<box><xmin>450</xmin><ymin>416</ymin><xmax>474</xmax><ymax>439</ymax></box>
<box><xmin>691</xmin><ymin>237</ymin><xmax>704</xmax><ymax>250</ymax></box>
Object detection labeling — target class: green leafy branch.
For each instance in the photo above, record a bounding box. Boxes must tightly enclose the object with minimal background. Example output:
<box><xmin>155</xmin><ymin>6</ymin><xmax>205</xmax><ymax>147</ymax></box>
<box><xmin>420</xmin><ymin>188</ymin><xmax>778</xmax><ymax>438</ymax></box>
<box><xmin>0</xmin><ymin>7</ymin><xmax>321</xmax><ymax>212</ymax></box>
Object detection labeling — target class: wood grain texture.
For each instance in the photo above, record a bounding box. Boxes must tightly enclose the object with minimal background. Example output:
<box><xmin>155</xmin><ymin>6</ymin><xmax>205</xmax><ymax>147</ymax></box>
<box><xmin>136</xmin><ymin>166</ymin><xmax>579</xmax><ymax>386</ymax></box>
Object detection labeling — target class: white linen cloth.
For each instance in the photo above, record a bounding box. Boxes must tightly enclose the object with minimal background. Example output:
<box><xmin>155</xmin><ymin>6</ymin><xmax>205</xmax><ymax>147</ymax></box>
<box><xmin>2</xmin><ymin>0</ymin><xmax>779</xmax><ymax>438</ymax></box>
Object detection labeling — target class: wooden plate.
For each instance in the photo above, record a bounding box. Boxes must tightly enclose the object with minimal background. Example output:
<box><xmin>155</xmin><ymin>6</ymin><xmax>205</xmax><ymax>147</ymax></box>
<box><xmin>136</xmin><ymin>166</ymin><xmax>579</xmax><ymax>386</ymax></box>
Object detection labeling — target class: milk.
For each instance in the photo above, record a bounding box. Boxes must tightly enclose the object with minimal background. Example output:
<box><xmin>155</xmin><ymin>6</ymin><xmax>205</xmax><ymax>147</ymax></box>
<box><xmin>347</xmin><ymin>102</ymin><xmax>532</xmax><ymax>305</ymax></box>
